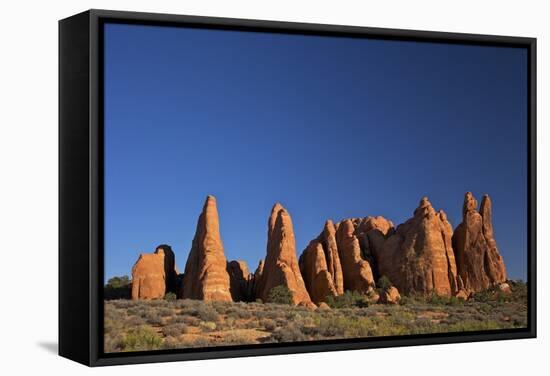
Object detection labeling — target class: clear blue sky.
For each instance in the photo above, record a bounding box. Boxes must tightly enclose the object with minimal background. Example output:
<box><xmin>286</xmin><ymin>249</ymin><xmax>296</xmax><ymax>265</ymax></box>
<box><xmin>103</xmin><ymin>23</ymin><xmax>528</xmax><ymax>283</ymax></box>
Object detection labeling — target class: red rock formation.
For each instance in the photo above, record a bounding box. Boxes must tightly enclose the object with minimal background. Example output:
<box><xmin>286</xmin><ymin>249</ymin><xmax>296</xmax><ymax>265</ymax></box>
<box><xmin>348</xmin><ymin>216</ymin><xmax>395</xmax><ymax>281</ymax></box>
<box><xmin>377</xmin><ymin>197</ymin><xmax>459</xmax><ymax>296</ymax></box>
<box><xmin>319</xmin><ymin>220</ymin><xmax>344</xmax><ymax>294</ymax></box>
<box><xmin>299</xmin><ymin>220</ymin><xmax>344</xmax><ymax>303</ymax></box>
<box><xmin>299</xmin><ymin>241</ymin><xmax>338</xmax><ymax>304</ymax></box>
<box><xmin>335</xmin><ymin>219</ymin><xmax>376</xmax><ymax>293</ymax></box>
<box><xmin>452</xmin><ymin>193</ymin><xmax>507</xmax><ymax>292</ymax></box>
<box><xmin>156</xmin><ymin>244</ymin><xmax>178</xmax><ymax>293</ymax></box>
<box><xmin>227</xmin><ymin>260</ymin><xmax>253</xmax><ymax>302</ymax></box>
<box><xmin>255</xmin><ymin>203</ymin><xmax>312</xmax><ymax>305</ymax></box>
<box><xmin>380</xmin><ymin>286</ymin><xmax>401</xmax><ymax>304</ymax></box>
<box><xmin>254</xmin><ymin>259</ymin><xmax>264</xmax><ymax>281</ymax></box>
<box><xmin>131</xmin><ymin>246</ymin><xmax>174</xmax><ymax>300</ymax></box>
<box><xmin>181</xmin><ymin>195</ymin><xmax>232</xmax><ymax>301</ymax></box>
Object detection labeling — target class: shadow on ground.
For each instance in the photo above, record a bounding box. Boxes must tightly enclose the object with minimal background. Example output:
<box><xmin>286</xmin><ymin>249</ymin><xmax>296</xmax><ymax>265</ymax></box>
<box><xmin>37</xmin><ymin>342</ymin><xmax>58</xmax><ymax>354</ymax></box>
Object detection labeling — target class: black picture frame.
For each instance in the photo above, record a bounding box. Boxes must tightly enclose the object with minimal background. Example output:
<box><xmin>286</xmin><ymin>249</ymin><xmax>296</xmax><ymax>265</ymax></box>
<box><xmin>59</xmin><ymin>9</ymin><xmax>537</xmax><ymax>367</ymax></box>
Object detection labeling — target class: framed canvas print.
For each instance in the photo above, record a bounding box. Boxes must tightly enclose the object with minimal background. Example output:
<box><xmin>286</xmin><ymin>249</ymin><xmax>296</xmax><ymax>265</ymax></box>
<box><xmin>59</xmin><ymin>9</ymin><xmax>536</xmax><ymax>366</ymax></box>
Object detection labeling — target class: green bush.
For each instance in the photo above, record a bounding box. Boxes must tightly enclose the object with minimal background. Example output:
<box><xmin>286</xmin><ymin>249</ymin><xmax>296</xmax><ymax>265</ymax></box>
<box><xmin>326</xmin><ymin>291</ymin><xmax>368</xmax><ymax>309</ymax></box>
<box><xmin>164</xmin><ymin>292</ymin><xmax>177</xmax><ymax>301</ymax></box>
<box><xmin>377</xmin><ymin>275</ymin><xmax>393</xmax><ymax>290</ymax></box>
<box><xmin>427</xmin><ymin>293</ymin><xmax>450</xmax><ymax>305</ymax></box>
<box><xmin>121</xmin><ymin>326</ymin><xmax>163</xmax><ymax>351</ymax></box>
<box><xmin>106</xmin><ymin>275</ymin><xmax>130</xmax><ymax>289</ymax></box>
<box><xmin>267</xmin><ymin>285</ymin><xmax>294</xmax><ymax>305</ymax></box>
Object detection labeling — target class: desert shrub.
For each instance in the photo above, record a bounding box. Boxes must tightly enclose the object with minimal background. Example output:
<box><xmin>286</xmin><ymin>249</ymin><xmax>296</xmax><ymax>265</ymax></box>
<box><xmin>447</xmin><ymin>296</ymin><xmax>464</xmax><ymax>306</ymax></box>
<box><xmin>267</xmin><ymin>285</ymin><xmax>294</xmax><ymax>305</ymax></box>
<box><xmin>138</xmin><ymin>307</ymin><xmax>155</xmax><ymax>319</ymax></box>
<box><xmin>186</xmin><ymin>337</ymin><xmax>211</xmax><ymax>348</ymax></box>
<box><xmin>127</xmin><ymin>305</ymin><xmax>149</xmax><ymax>317</ymax></box>
<box><xmin>145</xmin><ymin>311</ymin><xmax>163</xmax><ymax>326</ymax></box>
<box><xmin>161</xmin><ymin>323</ymin><xmax>188</xmax><ymax>337</ymax></box>
<box><xmin>258</xmin><ymin>308</ymin><xmax>285</xmax><ymax>321</ymax></box>
<box><xmin>197</xmin><ymin>306</ymin><xmax>220</xmax><ymax>322</ymax></box>
<box><xmin>471</xmin><ymin>284</ymin><xmax>517</xmax><ymax>304</ymax></box>
<box><xmin>275</xmin><ymin>317</ymin><xmax>288</xmax><ymax>327</ymax></box>
<box><xmin>200</xmin><ymin>321</ymin><xmax>217</xmax><ymax>332</ymax></box>
<box><xmin>120</xmin><ymin>326</ymin><xmax>163</xmax><ymax>351</ymax></box>
<box><xmin>222</xmin><ymin>316</ymin><xmax>237</xmax><ymax>330</ymax></box>
<box><xmin>472</xmin><ymin>289</ymin><xmax>492</xmax><ymax>303</ymax></box>
<box><xmin>247</xmin><ymin>302</ymin><xmax>264</xmax><ymax>310</ymax></box>
<box><xmin>269</xmin><ymin>324</ymin><xmax>308</xmax><ymax>342</ymax></box>
<box><xmin>427</xmin><ymin>293</ymin><xmax>450</xmax><ymax>305</ymax></box>
<box><xmin>212</xmin><ymin>301</ymin><xmax>232</xmax><ymax>315</ymax></box>
<box><xmin>227</xmin><ymin>307</ymin><xmax>253</xmax><ymax>320</ymax></box>
<box><xmin>126</xmin><ymin>315</ymin><xmax>146</xmax><ymax>327</ymax></box>
<box><xmin>377</xmin><ymin>275</ymin><xmax>393</xmax><ymax>290</ymax></box>
<box><xmin>260</xmin><ymin>318</ymin><xmax>277</xmax><ymax>331</ymax></box>
<box><xmin>168</xmin><ymin>314</ymin><xmax>188</xmax><ymax>324</ymax></box>
<box><xmin>164</xmin><ymin>292</ymin><xmax>177</xmax><ymax>302</ymax></box>
<box><xmin>242</xmin><ymin>319</ymin><xmax>259</xmax><ymax>329</ymax></box>
<box><xmin>182</xmin><ymin>315</ymin><xmax>201</xmax><ymax>326</ymax></box>
<box><xmin>161</xmin><ymin>336</ymin><xmax>179</xmax><ymax>349</ymax></box>
<box><xmin>443</xmin><ymin>319</ymin><xmax>502</xmax><ymax>332</ymax></box>
<box><xmin>175</xmin><ymin>299</ymin><xmax>198</xmax><ymax>309</ymax></box>
<box><xmin>398</xmin><ymin>295</ymin><xmax>412</xmax><ymax>306</ymax></box>
<box><xmin>326</xmin><ymin>291</ymin><xmax>368</xmax><ymax>309</ymax></box>
<box><xmin>111</xmin><ymin>299</ymin><xmax>134</xmax><ymax>309</ymax></box>
<box><xmin>104</xmin><ymin>333</ymin><xmax>124</xmax><ymax>352</ymax></box>
<box><xmin>285</xmin><ymin>311</ymin><xmax>299</xmax><ymax>320</ymax></box>
<box><xmin>254</xmin><ymin>310</ymin><xmax>270</xmax><ymax>320</ymax></box>
<box><xmin>508</xmin><ymin>280</ymin><xmax>528</xmax><ymax>300</ymax></box>
<box><xmin>220</xmin><ymin>332</ymin><xmax>252</xmax><ymax>345</ymax></box>
<box><xmin>317</xmin><ymin>316</ymin><xmax>372</xmax><ymax>338</ymax></box>
<box><xmin>159</xmin><ymin>307</ymin><xmax>175</xmax><ymax>317</ymax></box>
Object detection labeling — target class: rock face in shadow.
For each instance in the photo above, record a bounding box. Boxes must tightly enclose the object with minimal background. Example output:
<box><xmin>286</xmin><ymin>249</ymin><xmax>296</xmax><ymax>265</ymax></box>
<box><xmin>181</xmin><ymin>195</ymin><xmax>232</xmax><ymax>301</ymax></box>
<box><xmin>255</xmin><ymin>203</ymin><xmax>312</xmax><ymax>305</ymax></box>
<box><xmin>452</xmin><ymin>193</ymin><xmax>507</xmax><ymax>292</ymax></box>
<box><xmin>131</xmin><ymin>245</ymin><xmax>177</xmax><ymax>300</ymax></box>
<box><xmin>254</xmin><ymin>259</ymin><xmax>264</xmax><ymax>281</ymax></box>
<box><xmin>346</xmin><ymin>216</ymin><xmax>395</xmax><ymax>282</ymax></box>
<box><xmin>376</xmin><ymin>197</ymin><xmax>459</xmax><ymax>296</ymax></box>
<box><xmin>227</xmin><ymin>260</ymin><xmax>253</xmax><ymax>302</ymax></box>
<box><xmin>336</xmin><ymin>219</ymin><xmax>376</xmax><ymax>293</ymax></box>
<box><xmin>299</xmin><ymin>220</ymin><xmax>343</xmax><ymax>304</ymax></box>
<box><xmin>157</xmin><ymin>244</ymin><xmax>178</xmax><ymax>293</ymax></box>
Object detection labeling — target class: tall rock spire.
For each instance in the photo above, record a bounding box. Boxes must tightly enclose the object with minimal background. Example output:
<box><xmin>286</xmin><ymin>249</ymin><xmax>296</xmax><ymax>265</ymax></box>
<box><xmin>299</xmin><ymin>220</ymin><xmax>343</xmax><ymax>304</ymax></box>
<box><xmin>452</xmin><ymin>193</ymin><xmax>507</xmax><ymax>291</ymax></box>
<box><xmin>336</xmin><ymin>219</ymin><xmax>376</xmax><ymax>293</ymax></box>
<box><xmin>181</xmin><ymin>195</ymin><xmax>232</xmax><ymax>301</ymax></box>
<box><xmin>255</xmin><ymin>203</ymin><xmax>312</xmax><ymax>305</ymax></box>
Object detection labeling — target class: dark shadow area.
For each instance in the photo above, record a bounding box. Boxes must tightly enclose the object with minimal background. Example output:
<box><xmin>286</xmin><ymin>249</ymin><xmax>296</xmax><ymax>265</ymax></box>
<box><xmin>37</xmin><ymin>341</ymin><xmax>58</xmax><ymax>354</ymax></box>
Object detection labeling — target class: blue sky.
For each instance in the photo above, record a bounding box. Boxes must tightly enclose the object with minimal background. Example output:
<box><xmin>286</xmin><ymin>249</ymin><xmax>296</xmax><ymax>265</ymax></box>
<box><xmin>103</xmin><ymin>23</ymin><xmax>528</xmax><ymax>282</ymax></box>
